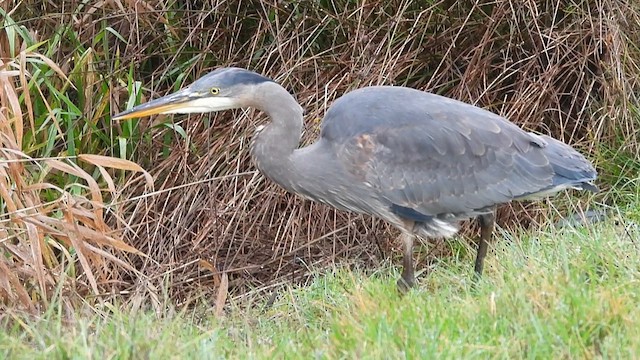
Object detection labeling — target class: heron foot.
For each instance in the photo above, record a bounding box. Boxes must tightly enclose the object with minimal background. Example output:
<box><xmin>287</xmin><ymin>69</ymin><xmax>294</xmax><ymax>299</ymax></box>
<box><xmin>397</xmin><ymin>275</ymin><xmax>416</xmax><ymax>294</ymax></box>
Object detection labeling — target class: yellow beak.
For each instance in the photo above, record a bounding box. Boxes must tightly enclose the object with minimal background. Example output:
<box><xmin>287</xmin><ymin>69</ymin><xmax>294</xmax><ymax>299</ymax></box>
<box><xmin>114</xmin><ymin>88</ymin><xmax>202</xmax><ymax>120</ymax></box>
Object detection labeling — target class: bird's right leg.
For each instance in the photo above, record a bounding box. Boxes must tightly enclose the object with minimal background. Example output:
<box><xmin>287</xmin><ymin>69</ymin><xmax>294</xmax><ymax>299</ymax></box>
<box><xmin>397</xmin><ymin>232</ymin><xmax>416</xmax><ymax>293</ymax></box>
<box><xmin>474</xmin><ymin>210</ymin><xmax>496</xmax><ymax>280</ymax></box>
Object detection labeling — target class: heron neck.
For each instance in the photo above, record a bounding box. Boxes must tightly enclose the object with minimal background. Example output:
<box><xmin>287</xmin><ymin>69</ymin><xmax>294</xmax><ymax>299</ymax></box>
<box><xmin>250</xmin><ymin>83</ymin><xmax>304</xmax><ymax>189</ymax></box>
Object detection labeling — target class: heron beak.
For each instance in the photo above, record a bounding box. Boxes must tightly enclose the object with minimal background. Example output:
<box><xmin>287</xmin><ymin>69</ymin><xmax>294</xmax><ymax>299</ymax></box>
<box><xmin>112</xmin><ymin>88</ymin><xmax>195</xmax><ymax>120</ymax></box>
<box><xmin>113</xmin><ymin>88</ymin><xmax>237</xmax><ymax>120</ymax></box>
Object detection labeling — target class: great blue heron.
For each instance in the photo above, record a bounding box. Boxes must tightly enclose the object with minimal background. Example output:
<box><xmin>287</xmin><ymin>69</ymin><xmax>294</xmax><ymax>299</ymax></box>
<box><xmin>113</xmin><ymin>67</ymin><xmax>598</xmax><ymax>291</ymax></box>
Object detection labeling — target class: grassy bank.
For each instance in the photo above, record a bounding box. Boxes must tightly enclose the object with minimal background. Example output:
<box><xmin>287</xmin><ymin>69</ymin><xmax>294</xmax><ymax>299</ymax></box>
<box><xmin>2</xmin><ymin>213</ymin><xmax>638</xmax><ymax>359</ymax></box>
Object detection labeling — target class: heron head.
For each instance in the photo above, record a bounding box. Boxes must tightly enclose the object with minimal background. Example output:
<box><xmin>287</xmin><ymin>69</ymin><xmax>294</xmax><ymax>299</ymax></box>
<box><xmin>112</xmin><ymin>67</ymin><xmax>273</xmax><ymax>120</ymax></box>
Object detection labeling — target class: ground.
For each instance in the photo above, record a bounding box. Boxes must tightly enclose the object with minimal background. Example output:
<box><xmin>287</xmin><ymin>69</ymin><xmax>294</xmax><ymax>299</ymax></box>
<box><xmin>1</xmin><ymin>215</ymin><xmax>638</xmax><ymax>359</ymax></box>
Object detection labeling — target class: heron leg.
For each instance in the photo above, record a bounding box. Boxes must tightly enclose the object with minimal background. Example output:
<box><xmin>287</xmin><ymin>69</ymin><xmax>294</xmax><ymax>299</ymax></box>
<box><xmin>397</xmin><ymin>232</ymin><xmax>416</xmax><ymax>293</ymax></box>
<box><xmin>474</xmin><ymin>211</ymin><xmax>496</xmax><ymax>278</ymax></box>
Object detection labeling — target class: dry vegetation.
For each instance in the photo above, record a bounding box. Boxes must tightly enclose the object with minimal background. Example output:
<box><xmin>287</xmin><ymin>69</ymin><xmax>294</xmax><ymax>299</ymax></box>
<box><xmin>1</xmin><ymin>0</ymin><xmax>639</xmax><ymax>311</ymax></box>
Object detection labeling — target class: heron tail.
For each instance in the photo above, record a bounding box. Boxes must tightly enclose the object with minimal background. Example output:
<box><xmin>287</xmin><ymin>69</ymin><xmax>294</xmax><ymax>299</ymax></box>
<box><xmin>516</xmin><ymin>134</ymin><xmax>598</xmax><ymax>200</ymax></box>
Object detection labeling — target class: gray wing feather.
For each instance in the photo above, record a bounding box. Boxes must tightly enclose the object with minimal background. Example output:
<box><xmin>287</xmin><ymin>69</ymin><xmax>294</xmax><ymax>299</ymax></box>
<box><xmin>324</xmin><ymin>86</ymin><xmax>559</xmax><ymax>219</ymax></box>
<box><xmin>367</xmin><ymin>122</ymin><xmax>552</xmax><ymax>216</ymax></box>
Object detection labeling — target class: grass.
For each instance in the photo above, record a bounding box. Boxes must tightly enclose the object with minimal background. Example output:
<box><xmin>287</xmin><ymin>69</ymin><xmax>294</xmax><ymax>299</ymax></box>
<box><xmin>1</xmin><ymin>217</ymin><xmax>638</xmax><ymax>359</ymax></box>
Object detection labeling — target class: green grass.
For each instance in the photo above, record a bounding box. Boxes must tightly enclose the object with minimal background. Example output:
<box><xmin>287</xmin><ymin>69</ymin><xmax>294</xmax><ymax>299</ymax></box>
<box><xmin>1</xmin><ymin>218</ymin><xmax>638</xmax><ymax>359</ymax></box>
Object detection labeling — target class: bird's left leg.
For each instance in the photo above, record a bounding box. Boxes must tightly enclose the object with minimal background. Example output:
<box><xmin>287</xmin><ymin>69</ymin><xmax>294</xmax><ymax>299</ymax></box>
<box><xmin>397</xmin><ymin>232</ymin><xmax>416</xmax><ymax>293</ymax></box>
<box><xmin>474</xmin><ymin>209</ymin><xmax>496</xmax><ymax>278</ymax></box>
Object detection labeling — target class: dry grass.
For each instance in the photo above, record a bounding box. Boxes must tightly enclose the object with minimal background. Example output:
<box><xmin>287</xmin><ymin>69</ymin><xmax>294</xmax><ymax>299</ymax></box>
<box><xmin>1</xmin><ymin>0</ymin><xmax>638</xmax><ymax>310</ymax></box>
<box><xmin>0</xmin><ymin>59</ymin><xmax>154</xmax><ymax>311</ymax></box>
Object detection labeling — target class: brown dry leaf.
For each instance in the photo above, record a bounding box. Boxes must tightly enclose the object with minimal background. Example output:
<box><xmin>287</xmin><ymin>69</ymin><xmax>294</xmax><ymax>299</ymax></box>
<box><xmin>0</xmin><ymin>266</ymin><xmax>13</xmax><ymax>294</ymax></box>
<box><xmin>0</xmin><ymin>260</ymin><xmax>34</xmax><ymax>311</ymax></box>
<box><xmin>0</xmin><ymin>262</ymin><xmax>12</xmax><ymax>297</ymax></box>
<box><xmin>45</xmin><ymin>159</ymin><xmax>97</xmax><ymax>186</ymax></box>
<box><xmin>79</xmin><ymin>1</ymin><xmax>105</xmax><ymax>25</ymax></box>
<box><xmin>0</xmin><ymin>175</ymin><xmax>19</xmax><ymax>214</ymax></box>
<box><xmin>84</xmin><ymin>243</ymin><xmax>141</xmax><ymax>274</ymax></box>
<box><xmin>67</xmin><ymin>206</ymin><xmax>99</xmax><ymax>229</ymax></box>
<box><xmin>67</xmin><ymin>223</ymin><xmax>142</xmax><ymax>255</ymax></box>
<box><xmin>214</xmin><ymin>272</ymin><xmax>228</xmax><ymax>318</ymax></box>
<box><xmin>0</xmin><ymin>69</ymin><xmax>21</xmax><ymax>77</ymax></box>
<box><xmin>2</xmin><ymin>242</ymin><xmax>31</xmax><ymax>264</ymax></box>
<box><xmin>198</xmin><ymin>259</ymin><xmax>221</xmax><ymax>287</ymax></box>
<box><xmin>78</xmin><ymin>154</ymin><xmax>154</xmax><ymax>190</ymax></box>
<box><xmin>19</xmin><ymin>51</ymin><xmax>34</xmax><ymax>140</ymax></box>
<box><xmin>17</xmin><ymin>215</ymin><xmax>71</xmax><ymax>250</ymax></box>
<box><xmin>0</xmin><ymin>113</ymin><xmax>12</xmax><ymax>145</ymax></box>
<box><xmin>63</xmin><ymin>210</ymin><xmax>99</xmax><ymax>295</ymax></box>
<box><xmin>25</xmin><ymin>222</ymin><xmax>47</xmax><ymax>300</ymax></box>
<box><xmin>28</xmin><ymin>214</ymin><xmax>143</xmax><ymax>255</ymax></box>
<box><xmin>28</xmin><ymin>52</ymin><xmax>76</xmax><ymax>90</ymax></box>
<box><xmin>5</xmin><ymin>160</ymin><xmax>27</xmax><ymax>199</ymax></box>
<box><xmin>0</xmin><ymin>136</ymin><xmax>24</xmax><ymax>154</ymax></box>
<box><xmin>94</xmin><ymin>164</ymin><xmax>117</xmax><ymax>194</ymax></box>
<box><xmin>0</xmin><ymin>69</ymin><xmax>23</xmax><ymax>127</ymax></box>
<box><xmin>22</xmin><ymin>182</ymin><xmax>65</xmax><ymax>194</ymax></box>
<box><xmin>121</xmin><ymin>0</ymin><xmax>172</xmax><ymax>33</ymax></box>
<box><xmin>45</xmin><ymin>159</ymin><xmax>107</xmax><ymax>231</ymax></box>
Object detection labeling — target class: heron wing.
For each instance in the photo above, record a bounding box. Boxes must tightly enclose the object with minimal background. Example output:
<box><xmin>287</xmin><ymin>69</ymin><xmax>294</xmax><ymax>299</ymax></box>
<box><xmin>327</xmin><ymin>87</ymin><xmax>555</xmax><ymax>219</ymax></box>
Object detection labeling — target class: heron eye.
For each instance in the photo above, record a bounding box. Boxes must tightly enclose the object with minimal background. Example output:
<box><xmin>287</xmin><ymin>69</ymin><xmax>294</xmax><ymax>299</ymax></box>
<box><xmin>210</xmin><ymin>87</ymin><xmax>220</xmax><ymax>95</ymax></box>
